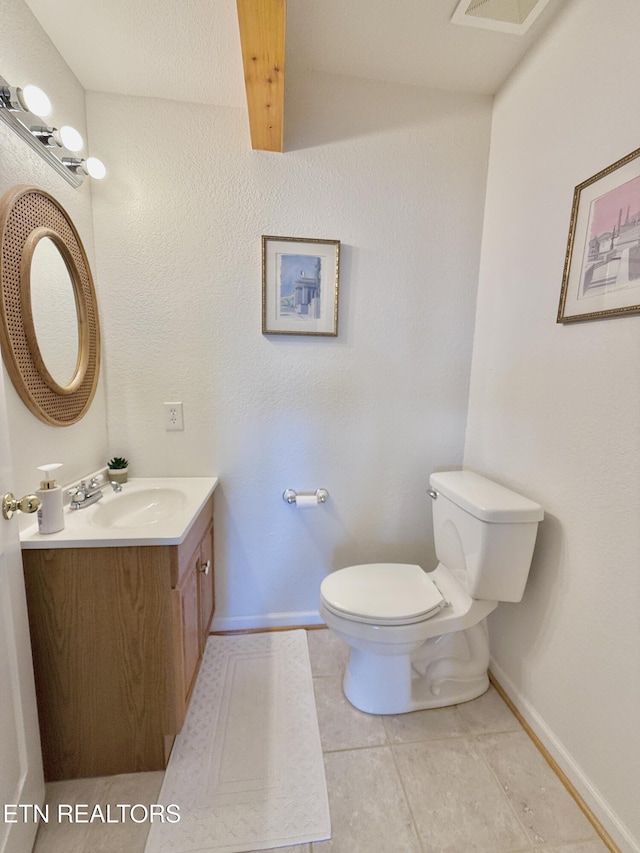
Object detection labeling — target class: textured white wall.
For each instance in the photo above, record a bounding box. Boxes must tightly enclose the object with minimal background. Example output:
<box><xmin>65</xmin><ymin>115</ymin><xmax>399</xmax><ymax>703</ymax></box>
<box><xmin>464</xmin><ymin>1</ymin><xmax>640</xmax><ymax>849</ymax></box>
<box><xmin>86</xmin><ymin>75</ymin><xmax>492</xmax><ymax>629</ymax></box>
<box><xmin>0</xmin><ymin>0</ymin><xmax>108</xmax><ymax>496</ymax></box>
<box><xmin>4</xmin><ymin>4</ymin><xmax>637</xmax><ymax>846</ymax></box>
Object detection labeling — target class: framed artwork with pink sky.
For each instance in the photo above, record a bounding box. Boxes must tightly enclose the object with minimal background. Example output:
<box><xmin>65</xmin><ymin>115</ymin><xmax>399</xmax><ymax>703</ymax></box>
<box><xmin>558</xmin><ymin>146</ymin><xmax>640</xmax><ymax>323</ymax></box>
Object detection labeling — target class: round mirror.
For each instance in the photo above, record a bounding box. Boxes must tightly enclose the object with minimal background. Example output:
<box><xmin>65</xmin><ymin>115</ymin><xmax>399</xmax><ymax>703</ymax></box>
<box><xmin>29</xmin><ymin>236</ymin><xmax>81</xmax><ymax>388</ymax></box>
<box><xmin>0</xmin><ymin>185</ymin><xmax>100</xmax><ymax>426</ymax></box>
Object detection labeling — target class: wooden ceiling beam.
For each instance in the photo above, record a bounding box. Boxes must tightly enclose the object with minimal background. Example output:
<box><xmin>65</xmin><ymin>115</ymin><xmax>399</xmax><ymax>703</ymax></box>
<box><xmin>236</xmin><ymin>0</ymin><xmax>286</xmax><ymax>153</ymax></box>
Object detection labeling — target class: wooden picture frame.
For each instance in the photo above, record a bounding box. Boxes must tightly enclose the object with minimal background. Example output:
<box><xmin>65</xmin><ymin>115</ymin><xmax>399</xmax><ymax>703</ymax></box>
<box><xmin>262</xmin><ymin>236</ymin><xmax>340</xmax><ymax>336</ymax></box>
<box><xmin>558</xmin><ymin>146</ymin><xmax>640</xmax><ymax>323</ymax></box>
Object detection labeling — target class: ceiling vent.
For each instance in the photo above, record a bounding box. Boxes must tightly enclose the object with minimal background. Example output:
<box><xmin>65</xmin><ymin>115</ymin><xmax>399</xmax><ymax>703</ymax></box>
<box><xmin>450</xmin><ymin>0</ymin><xmax>553</xmax><ymax>34</ymax></box>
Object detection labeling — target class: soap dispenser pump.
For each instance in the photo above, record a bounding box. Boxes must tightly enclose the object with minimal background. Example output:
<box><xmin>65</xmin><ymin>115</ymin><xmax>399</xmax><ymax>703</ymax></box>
<box><xmin>36</xmin><ymin>463</ymin><xmax>64</xmax><ymax>534</ymax></box>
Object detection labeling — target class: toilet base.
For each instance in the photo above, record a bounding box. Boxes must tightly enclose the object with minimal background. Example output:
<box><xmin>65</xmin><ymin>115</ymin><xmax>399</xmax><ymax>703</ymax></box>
<box><xmin>342</xmin><ymin>621</ymin><xmax>491</xmax><ymax>715</ymax></box>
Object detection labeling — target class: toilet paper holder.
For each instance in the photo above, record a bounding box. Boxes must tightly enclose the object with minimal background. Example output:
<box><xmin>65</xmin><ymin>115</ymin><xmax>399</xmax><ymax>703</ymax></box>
<box><xmin>282</xmin><ymin>488</ymin><xmax>329</xmax><ymax>505</ymax></box>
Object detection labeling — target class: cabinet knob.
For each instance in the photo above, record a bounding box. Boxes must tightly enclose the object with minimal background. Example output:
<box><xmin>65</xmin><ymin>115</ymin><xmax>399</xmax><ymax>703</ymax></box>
<box><xmin>200</xmin><ymin>560</ymin><xmax>211</xmax><ymax>576</ymax></box>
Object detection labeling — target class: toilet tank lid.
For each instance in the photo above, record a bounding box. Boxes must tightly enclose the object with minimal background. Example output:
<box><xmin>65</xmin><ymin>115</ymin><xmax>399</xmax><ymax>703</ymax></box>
<box><xmin>429</xmin><ymin>470</ymin><xmax>543</xmax><ymax>523</ymax></box>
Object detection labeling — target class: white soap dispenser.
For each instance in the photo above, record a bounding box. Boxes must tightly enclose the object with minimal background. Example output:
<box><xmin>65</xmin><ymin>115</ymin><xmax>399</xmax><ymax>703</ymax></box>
<box><xmin>36</xmin><ymin>463</ymin><xmax>64</xmax><ymax>534</ymax></box>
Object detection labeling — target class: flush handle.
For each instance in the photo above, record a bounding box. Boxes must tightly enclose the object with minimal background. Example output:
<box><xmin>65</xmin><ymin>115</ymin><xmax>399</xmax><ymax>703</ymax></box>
<box><xmin>427</xmin><ymin>489</ymin><xmax>438</xmax><ymax>500</ymax></box>
<box><xmin>2</xmin><ymin>492</ymin><xmax>41</xmax><ymax>520</ymax></box>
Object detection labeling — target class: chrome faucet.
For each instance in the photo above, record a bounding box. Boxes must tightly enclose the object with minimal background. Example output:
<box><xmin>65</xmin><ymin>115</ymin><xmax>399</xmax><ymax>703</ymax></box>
<box><xmin>66</xmin><ymin>476</ymin><xmax>104</xmax><ymax>510</ymax></box>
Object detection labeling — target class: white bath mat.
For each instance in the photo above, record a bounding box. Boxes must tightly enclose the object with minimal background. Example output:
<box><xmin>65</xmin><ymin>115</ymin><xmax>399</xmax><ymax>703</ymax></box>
<box><xmin>145</xmin><ymin>630</ymin><xmax>330</xmax><ymax>853</ymax></box>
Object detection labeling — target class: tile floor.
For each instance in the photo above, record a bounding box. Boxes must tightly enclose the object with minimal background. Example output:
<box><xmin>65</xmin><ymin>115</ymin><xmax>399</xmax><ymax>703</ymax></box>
<box><xmin>33</xmin><ymin>629</ymin><xmax>609</xmax><ymax>853</ymax></box>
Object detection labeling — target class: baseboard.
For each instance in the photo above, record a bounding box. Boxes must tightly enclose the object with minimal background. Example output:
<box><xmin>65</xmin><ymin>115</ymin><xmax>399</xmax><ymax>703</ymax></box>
<box><xmin>489</xmin><ymin>659</ymin><xmax>637</xmax><ymax>853</ymax></box>
<box><xmin>211</xmin><ymin>624</ymin><xmax>326</xmax><ymax>636</ymax></box>
<box><xmin>209</xmin><ymin>610</ymin><xmax>324</xmax><ymax>633</ymax></box>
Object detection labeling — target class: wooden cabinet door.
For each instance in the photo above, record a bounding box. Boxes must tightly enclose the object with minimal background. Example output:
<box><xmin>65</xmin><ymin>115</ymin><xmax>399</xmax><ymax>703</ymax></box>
<box><xmin>198</xmin><ymin>523</ymin><xmax>215</xmax><ymax>652</ymax></box>
<box><xmin>179</xmin><ymin>553</ymin><xmax>200</xmax><ymax>703</ymax></box>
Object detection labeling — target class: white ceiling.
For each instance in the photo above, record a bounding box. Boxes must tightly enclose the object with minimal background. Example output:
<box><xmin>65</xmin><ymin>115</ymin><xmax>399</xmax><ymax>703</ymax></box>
<box><xmin>24</xmin><ymin>0</ymin><xmax>567</xmax><ymax>108</ymax></box>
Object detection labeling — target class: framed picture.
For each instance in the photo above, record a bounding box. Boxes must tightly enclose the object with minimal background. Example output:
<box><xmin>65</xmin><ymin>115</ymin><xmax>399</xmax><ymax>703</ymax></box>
<box><xmin>262</xmin><ymin>236</ymin><xmax>340</xmax><ymax>336</ymax></box>
<box><xmin>558</xmin><ymin>146</ymin><xmax>640</xmax><ymax>323</ymax></box>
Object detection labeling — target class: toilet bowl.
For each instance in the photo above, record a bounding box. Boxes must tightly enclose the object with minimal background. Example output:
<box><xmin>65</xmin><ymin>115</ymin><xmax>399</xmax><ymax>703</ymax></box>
<box><xmin>320</xmin><ymin>562</ymin><xmax>497</xmax><ymax>714</ymax></box>
<box><xmin>320</xmin><ymin>471</ymin><xmax>543</xmax><ymax>715</ymax></box>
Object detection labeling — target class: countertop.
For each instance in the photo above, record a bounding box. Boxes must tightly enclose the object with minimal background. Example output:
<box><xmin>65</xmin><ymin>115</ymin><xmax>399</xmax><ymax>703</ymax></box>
<box><xmin>20</xmin><ymin>476</ymin><xmax>218</xmax><ymax>549</ymax></box>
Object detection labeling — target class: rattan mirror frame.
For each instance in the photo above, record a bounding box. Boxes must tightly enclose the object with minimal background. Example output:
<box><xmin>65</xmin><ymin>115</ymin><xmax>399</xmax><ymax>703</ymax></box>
<box><xmin>0</xmin><ymin>185</ymin><xmax>100</xmax><ymax>426</ymax></box>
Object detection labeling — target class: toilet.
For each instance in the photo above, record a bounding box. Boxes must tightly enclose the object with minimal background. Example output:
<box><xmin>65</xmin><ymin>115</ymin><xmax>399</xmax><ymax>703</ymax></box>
<box><xmin>320</xmin><ymin>470</ymin><xmax>543</xmax><ymax>714</ymax></box>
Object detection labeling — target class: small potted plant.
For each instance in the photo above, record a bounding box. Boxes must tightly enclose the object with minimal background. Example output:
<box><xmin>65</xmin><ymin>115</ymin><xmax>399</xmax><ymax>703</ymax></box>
<box><xmin>107</xmin><ymin>456</ymin><xmax>129</xmax><ymax>484</ymax></box>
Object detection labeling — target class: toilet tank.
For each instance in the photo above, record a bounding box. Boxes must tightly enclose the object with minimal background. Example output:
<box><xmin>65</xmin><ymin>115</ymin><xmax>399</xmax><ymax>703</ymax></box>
<box><xmin>429</xmin><ymin>470</ymin><xmax>543</xmax><ymax>603</ymax></box>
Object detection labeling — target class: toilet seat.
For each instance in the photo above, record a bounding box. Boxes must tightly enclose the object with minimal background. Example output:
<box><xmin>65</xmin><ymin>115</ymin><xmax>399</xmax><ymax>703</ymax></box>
<box><xmin>320</xmin><ymin>563</ymin><xmax>445</xmax><ymax>626</ymax></box>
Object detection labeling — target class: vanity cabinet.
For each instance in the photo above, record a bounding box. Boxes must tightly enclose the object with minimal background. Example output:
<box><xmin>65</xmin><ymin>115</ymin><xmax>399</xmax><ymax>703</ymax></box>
<box><xmin>21</xmin><ymin>496</ymin><xmax>215</xmax><ymax>782</ymax></box>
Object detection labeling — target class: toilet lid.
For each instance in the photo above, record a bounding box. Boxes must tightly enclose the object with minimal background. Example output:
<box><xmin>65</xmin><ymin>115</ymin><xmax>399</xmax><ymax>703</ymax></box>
<box><xmin>320</xmin><ymin>563</ymin><xmax>445</xmax><ymax>625</ymax></box>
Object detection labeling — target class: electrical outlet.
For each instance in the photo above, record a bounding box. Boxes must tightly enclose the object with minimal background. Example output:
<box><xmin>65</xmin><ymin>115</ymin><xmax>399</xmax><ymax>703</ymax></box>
<box><xmin>164</xmin><ymin>402</ymin><xmax>184</xmax><ymax>431</ymax></box>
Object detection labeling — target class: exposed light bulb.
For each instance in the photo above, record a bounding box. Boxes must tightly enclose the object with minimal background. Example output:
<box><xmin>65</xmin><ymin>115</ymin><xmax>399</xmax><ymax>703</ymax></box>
<box><xmin>57</xmin><ymin>125</ymin><xmax>83</xmax><ymax>152</ymax></box>
<box><xmin>85</xmin><ymin>157</ymin><xmax>106</xmax><ymax>179</ymax></box>
<box><xmin>19</xmin><ymin>85</ymin><xmax>51</xmax><ymax>118</ymax></box>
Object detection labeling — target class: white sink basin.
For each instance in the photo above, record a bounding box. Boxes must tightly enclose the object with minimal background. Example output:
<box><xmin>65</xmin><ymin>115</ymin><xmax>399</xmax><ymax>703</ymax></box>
<box><xmin>20</xmin><ymin>477</ymin><xmax>218</xmax><ymax>549</ymax></box>
<box><xmin>90</xmin><ymin>487</ymin><xmax>188</xmax><ymax>529</ymax></box>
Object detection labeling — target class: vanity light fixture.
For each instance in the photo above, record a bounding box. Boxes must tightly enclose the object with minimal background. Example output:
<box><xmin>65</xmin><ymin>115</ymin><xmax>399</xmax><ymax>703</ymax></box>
<box><xmin>31</xmin><ymin>124</ymin><xmax>84</xmax><ymax>151</ymax></box>
<box><xmin>62</xmin><ymin>156</ymin><xmax>107</xmax><ymax>180</ymax></box>
<box><xmin>0</xmin><ymin>72</ymin><xmax>106</xmax><ymax>188</ymax></box>
<box><xmin>0</xmin><ymin>82</ymin><xmax>51</xmax><ymax>117</ymax></box>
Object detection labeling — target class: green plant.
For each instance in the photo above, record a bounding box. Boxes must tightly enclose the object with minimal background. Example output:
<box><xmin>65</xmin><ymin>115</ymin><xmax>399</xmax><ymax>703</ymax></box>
<box><xmin>108</xmin><ymin>456</ymin><xmax>129</xmax><ymax>470</ymax></box>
